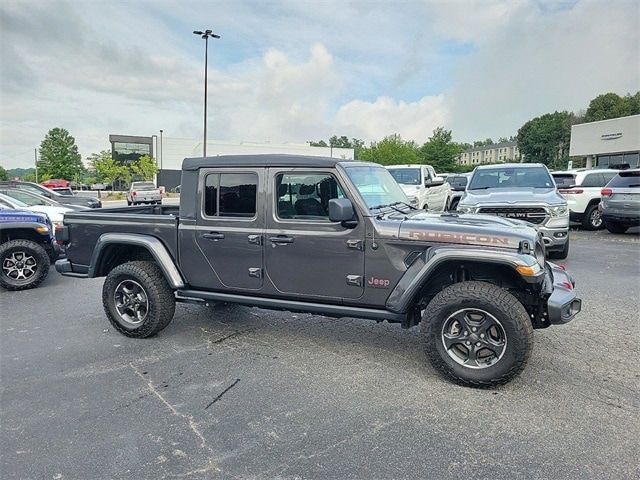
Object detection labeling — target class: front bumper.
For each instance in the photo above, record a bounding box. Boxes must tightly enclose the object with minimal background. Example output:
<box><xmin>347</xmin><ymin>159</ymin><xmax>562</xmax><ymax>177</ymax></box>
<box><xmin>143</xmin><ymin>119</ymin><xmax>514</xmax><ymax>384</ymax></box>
<box><xmin>538</xmin><ymin>224</ymin><xmax>569</xmax><ymax>251</ymax></box>
<box><xmin>544</xmin><ymin>262</ymin><xmax>581</xmax><ymax>324</ymax></box>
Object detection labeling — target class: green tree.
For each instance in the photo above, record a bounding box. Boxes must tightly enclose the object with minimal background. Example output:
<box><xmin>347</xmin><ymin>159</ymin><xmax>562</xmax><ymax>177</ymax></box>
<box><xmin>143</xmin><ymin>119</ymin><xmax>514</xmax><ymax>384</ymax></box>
<box><xmin>88</xmin><ymin>150</ymin><xmax>130</xmax><ymax>190</ymax></box>
<box><xmin>517</xmin><ymin>111</ymin><xmax>575</xmax><ymax>169</ymax></box>
<box><xmin>359</xmin><ymin>134</ymin><xmax>418</xmax><ymax>165</ymax></box>
<box><xmin>309</xmin><ymin>140</ymin><xmax>328</xmax><ymax>147</ymax></box>
<box><xmin>0</xmin><ymin>166</ymin><xmax>8</xmax><ymax>181</ymax></box>
<box><xmin>418</xmin><ymin>127</ymin><xmax>465</xmax><ymax>172</ymax></box>
<box><xmin>38</xmin><ymin>128</ymin><xmax>85</xmax><ymax>180</ymax></box>
<box><xmin>131</xmin><ymin>154</ymin><xmax>158</xmax><ymax>181</ymax></box>
<box><xmin>584</xmin><ymin>92</ymin><xmax>640</xmax><ymax>122</ymax></box>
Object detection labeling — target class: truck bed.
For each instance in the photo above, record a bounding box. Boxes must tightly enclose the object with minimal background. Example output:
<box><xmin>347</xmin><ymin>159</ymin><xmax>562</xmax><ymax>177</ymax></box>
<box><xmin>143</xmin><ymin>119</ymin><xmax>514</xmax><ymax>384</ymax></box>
<box><xmin>62</xmin><ymin>205</ymin><xmax>180</xmax><ymax>270</ymax></box>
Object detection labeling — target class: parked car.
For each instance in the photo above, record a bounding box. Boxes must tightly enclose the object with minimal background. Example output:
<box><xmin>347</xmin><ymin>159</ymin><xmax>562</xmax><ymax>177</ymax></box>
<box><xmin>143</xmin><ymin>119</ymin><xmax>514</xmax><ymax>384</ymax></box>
<box><xmin>457</xmin><ymin>163</ymin><xmax>570</xmax><ymax>259</ymax></box>
<box><xmin>127</xmin><ymin>181</ymin><xmax>162</xmax><ymax>206</ymax></box>
<box><xmin>386</xmin><ymin>164</ymin><xmax>451</xmax><ymax>211</ymax></box>
<box><xmin>552</xmin><ymin>169</ymin><xmax>619</xmax><ymax>230</ymax></box>
<box><xmin>41</xmin><ymin>178</ymin><xmax>70</xmax><ymax>189</ymax></box>
<box><xmin>0</xmin><ymin>181</ymin><xmax>101</xmax><ymax>208</ymax></box>
<box><xmin>56</xmin><ymin>154</ymin><xmax>581</xmax><ymax>388</ymax></box>
<box><xmin>599</xmin><ymin>169</ymin><xmax>640</xmax><ymax>233</ymax></box>
<box><xmin>445</xmin><ymin>173</ymin><xmax>470</xmax><ymax>211</ymax></box>
<box><xmin>0</xmin><ymin>191</ymin><xmax>74</xmax><ymax>235</ymax></box>
<box><xmin>0</xmin><ymin>205</ymin><xmax>59</xmax><ymax>290</ymax></box>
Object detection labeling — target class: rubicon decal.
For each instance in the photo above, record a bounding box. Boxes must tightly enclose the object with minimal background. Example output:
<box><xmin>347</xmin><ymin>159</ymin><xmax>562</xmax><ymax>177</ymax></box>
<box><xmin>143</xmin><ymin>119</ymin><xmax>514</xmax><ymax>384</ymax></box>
<box><xmin>407</xmin><ymin>230</ymin><xmax>511</xmax><ymax>246</ymax></box>
<box><xmin>367</xmin><ymin>276</ymin><xmax>391</xmax><ymax>288</ymax></box>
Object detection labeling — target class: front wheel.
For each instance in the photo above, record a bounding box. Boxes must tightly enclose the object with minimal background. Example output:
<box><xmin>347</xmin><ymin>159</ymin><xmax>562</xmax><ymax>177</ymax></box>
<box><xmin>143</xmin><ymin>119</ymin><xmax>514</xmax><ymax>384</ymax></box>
<box><xmin>0</xmin><ymin>239</ymin><xmax>50</xmax><ymax>291</ymax></box>
<box><xmin>421</xmin><ymin>281</ymin><xmax>533</xmax><ymax>388</ymax></box>
<box><xmin>102</xmin><ymin>261</ymin><xmax>176</xmax><ymax>338</ymax></box>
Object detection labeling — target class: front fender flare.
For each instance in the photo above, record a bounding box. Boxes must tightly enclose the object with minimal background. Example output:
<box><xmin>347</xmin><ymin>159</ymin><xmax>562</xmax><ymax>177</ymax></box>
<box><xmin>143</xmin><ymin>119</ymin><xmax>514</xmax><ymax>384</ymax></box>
<box><xmin>385</xmin><ymin>247</ymin><xmax>538</xmax><ymax>314</ymax></box>
<box><xmin>89</xmin><ymin>233</ymin><xmax>185</xmax><ymax>289</ymax></box>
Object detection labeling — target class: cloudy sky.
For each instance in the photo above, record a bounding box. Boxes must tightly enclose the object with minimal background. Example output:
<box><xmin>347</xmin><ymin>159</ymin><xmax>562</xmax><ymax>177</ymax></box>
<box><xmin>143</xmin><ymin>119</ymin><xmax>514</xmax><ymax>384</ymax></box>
<box><xmin>1</xmin><ymin>0</ymin><xmax>638</xmax><ymax>169</ymax></box>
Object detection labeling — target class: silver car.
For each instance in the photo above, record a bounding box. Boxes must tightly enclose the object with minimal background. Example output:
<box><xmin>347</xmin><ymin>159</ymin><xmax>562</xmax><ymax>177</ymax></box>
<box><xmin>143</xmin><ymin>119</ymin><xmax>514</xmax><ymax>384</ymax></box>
<box><xmin>457</xmin><ymin>163</ymin><xmax>570</xmax><ymax>259</ymax></box>
<box><xmin>599</xmin><ymin>169</ymin><xmax>640</xmax><ymax>234</ymax></box>
<box><xmin>127</xmin><ymin>182</ymin><xmax>162</xmax><ymax>206</ymax></box>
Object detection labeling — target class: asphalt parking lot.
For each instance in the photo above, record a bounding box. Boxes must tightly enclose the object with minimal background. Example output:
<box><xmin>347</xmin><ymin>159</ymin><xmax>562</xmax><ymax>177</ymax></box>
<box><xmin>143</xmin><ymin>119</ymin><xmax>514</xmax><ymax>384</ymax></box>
<box><xmin>1</xmin><ymin>229</ymin><xmax>639</xmax><ymax>480</ymax></box>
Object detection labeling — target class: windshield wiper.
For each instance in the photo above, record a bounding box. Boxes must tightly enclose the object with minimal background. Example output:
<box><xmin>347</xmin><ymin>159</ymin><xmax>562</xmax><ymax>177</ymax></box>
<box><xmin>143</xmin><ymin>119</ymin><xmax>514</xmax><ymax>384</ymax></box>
<box><xmin>369</xmin><ymin>203</ymin><xmax>406</xmax><ymax>215</ymax></box>
<box><xmin>468</xmin><ymin>186</ymin><xmax>492</xmax><ymax>190</ymax></box>
<box><xmin>391</xmin><ymin>201</ymin><xmax>418</xmax><ymax>210</ymax></box>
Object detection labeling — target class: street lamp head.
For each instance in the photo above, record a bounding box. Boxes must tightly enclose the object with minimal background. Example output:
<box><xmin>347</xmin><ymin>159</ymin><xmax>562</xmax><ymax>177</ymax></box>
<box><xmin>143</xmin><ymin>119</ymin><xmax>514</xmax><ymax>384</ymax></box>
<box><xmin>193</xmin><ymin>28</ymin><xmax>221</xmax><ymax>40</ymax></box>
<box><xmin>193</xmin><ymin>30</ymin><xmax>203</xmax><ymax>35</ymax></box>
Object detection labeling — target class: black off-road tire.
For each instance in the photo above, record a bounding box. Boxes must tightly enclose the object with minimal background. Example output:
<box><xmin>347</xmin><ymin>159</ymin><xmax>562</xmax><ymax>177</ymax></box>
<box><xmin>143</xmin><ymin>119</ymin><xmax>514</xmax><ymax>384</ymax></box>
<box><xmin>604</xmin><ymin>221</ymin><xmax>628</xmax><ymax>234</ymax></box>
<box><xmin>102</xmin><ymin>261</ymin><xmax>176</xmax><ymax>338</ymax></box>
<box><xmin>421</xmin><ymin>281</ymin><xmax>533</xmax><ymax>388</ymax></box>
<box><xmin>548</xmin><ymin>239</ymin><xmax>569</xmax><ymax>260</ymax></box>
<box><xmin>449</xmin><ymin>198</ymin><xmax>459</xmax><ymax>212</ymax></box>
<box><xmin>0</xmin><ymin>239</ymin><xmax>50</xmax><ymax>291</ymax></box>
<box><xmin>582</xmin><ymin>204</ymin><xmax>603</xmax><ymax>230</ymax></box>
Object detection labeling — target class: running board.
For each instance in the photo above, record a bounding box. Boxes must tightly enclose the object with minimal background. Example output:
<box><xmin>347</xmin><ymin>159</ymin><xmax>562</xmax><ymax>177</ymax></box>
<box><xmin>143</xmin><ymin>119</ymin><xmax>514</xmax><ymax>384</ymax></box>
<box><xmin>175</xmin><ymin>289</ymin><xmax>405</xmax><ymax>322</ymax></box>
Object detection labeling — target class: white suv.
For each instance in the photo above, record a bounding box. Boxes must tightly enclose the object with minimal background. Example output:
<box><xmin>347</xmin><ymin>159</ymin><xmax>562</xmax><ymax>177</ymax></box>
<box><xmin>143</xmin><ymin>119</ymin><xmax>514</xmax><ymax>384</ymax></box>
<box><xmin>552</xmin><ymin>169</ymin><xmax>619</xmax><ymax>230</ymax></box>
<box><xmin>386</xmin><ymin>164</ymin><xmax>451</xmax><ymax>211</ymax></box>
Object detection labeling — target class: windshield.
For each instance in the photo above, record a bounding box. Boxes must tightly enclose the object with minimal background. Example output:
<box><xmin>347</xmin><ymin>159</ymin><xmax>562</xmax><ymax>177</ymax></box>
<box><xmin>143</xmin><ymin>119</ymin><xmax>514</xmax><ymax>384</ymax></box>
<box><xmin>468</xmin><ymin>166</ymin><xmax>554</xmax><ymax>190</ymax></box>
<box><xmin>387</xmin><ymin>168</ymin><xmax>421</xmax><ymax>185</ymax></box>
<box><xmin>0</xmin><ymin>194</ymin><xmax>28</xmax><ymax>208</ymax></box>
<box><xmin>607</xmin><ymin>170</ymin><xmax>640</xmax><ymax>188</ymax></box>
<box><xmin>446</xmin><ymin>175</ymin><xmax>468</xmax><ymax>190</ymax></box>
<box><xmin>133</xmin><ymin>182</ymin><xmax>157</xmax><ymax>190</ymax></box>
<box><xmin>0</xmin><ymin>189</ymin><xmax>50</xmax><ymax>206</ymax></box>
<box><xmin>344</xmin><ymin>166</ymin><xmax>410</xmax><ymax>208</ymax></box>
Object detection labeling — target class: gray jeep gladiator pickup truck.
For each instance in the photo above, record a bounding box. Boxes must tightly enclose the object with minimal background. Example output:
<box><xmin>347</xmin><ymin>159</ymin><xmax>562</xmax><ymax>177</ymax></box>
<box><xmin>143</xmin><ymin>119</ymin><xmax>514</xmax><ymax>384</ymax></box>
<box><xmin>56</xmin><ymin>155</ymin><xmax>581</xmax><ymax>387</ymax></box>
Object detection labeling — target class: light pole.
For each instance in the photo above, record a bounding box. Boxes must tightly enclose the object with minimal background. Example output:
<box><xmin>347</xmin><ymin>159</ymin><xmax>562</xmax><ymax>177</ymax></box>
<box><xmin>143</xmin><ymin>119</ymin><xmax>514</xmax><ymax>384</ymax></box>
<box><xmin>159</xmin><ymin>129</ymin><xmax>163</xmax><ymax>172</ymax></box>
<box><xmin>193</xmin><ymin>29</ymin><xmax>220</xmax><ymax>158</ymax></box>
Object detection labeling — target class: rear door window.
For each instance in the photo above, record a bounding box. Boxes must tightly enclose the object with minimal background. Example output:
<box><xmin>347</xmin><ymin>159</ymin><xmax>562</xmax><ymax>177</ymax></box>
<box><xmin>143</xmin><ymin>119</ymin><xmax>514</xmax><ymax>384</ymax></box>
<box><xmin>581</xmin><ymin>173</ymin><xmax>605</xmax><ymax>187</ymax></box>
<box><xmin>204</xmin><ymin>173</ymin><xmax>258</xmax><ymax>218</ymax></box>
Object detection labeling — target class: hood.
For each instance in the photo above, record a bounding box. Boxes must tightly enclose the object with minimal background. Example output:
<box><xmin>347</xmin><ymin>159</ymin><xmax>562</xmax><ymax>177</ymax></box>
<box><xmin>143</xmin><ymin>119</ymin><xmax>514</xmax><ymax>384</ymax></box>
<box><xmin>395</xmin><ymin>211</ymin><xmax>538</xmax><ymax>250</ymax></box>
<box><xmin>56</xmin><ymin>195</ymin><xmax>100</xmax><ymax>207</ymax></box>
<box><xmin>0</xmin><ymin>208</ymin><xmax>49</xmax><ymax>225</ymax></box>
<box><xmin>461</xmin><ymin>187</ymin><xmax>564</xmax><ymax>206</ymax></box>
<box><xmin>28</xmin><ymin>206</ymin><xmax>71</xmax><ymax>223</ymax></box>
<box><xmin>399</xmin><ymin>184</ymin><xmax>421</xmax><ymax>196</ymax></box>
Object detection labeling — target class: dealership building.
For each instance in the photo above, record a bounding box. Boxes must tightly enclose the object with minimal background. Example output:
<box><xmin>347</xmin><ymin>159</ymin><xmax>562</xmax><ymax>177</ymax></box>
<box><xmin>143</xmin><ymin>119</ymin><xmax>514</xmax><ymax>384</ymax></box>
<box><xmin>109</xmin><ymin>135</ymin><xmax>355</xmax><ymax>189</ymax></box>
<box><xmin>569</xmin><ymin>114</ymin><xmax>639</xmax><ymax>169</ymax></box>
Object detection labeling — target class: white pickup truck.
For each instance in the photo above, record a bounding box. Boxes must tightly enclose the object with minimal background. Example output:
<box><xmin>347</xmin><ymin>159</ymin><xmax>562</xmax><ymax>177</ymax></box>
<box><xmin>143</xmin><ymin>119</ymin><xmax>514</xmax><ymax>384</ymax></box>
<box><xmin>127</xmin><ymin>182</ymin><xmax>162</xmax><ymax>206</ymax></box>
<box><xmin>386</xmin><ymin>164</ymin><xmax>451</xmax><ymax>211</ymax></box>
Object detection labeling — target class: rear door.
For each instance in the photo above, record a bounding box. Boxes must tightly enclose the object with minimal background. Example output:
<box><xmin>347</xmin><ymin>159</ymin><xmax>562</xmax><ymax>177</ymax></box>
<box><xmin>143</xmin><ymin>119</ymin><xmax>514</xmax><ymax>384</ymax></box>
<box><xmin>264</xmin><ymin>168</ymin><xmax>365</xmax><ymax>300</ymax></box>
<box><xmin>189</xmin><ymin>167</ymin><xmax>265</xmax><ymax>291</ymax></box>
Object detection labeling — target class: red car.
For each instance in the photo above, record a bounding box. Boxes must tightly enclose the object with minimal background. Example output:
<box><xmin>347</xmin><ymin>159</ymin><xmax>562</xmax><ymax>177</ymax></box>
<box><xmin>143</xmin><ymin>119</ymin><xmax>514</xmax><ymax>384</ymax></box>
<box><xmin>41</xmin><ymin>179</ymin><xmax>70</xmax><ymax>189</ymax></box>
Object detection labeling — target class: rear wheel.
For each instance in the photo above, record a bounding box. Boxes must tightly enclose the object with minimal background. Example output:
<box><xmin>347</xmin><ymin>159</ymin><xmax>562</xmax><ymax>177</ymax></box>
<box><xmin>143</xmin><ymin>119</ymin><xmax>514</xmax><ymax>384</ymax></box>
<box><xmin>582</xmin><ymin>204</ymin><xmax>603</xmax><ymax>230</ymax></box>
<box><xmin>604</xmin><ymin>221</ymin><xmax>628</xmax><ymax>234</ymax></box>
<box><xmin>0</xmin><ymin>239</ymin><xmax>50</xmax><ymax>291</ymax></box>
<box><xmin>449</xmin><ymin>198</ymin><xmax>459</xmax><ymax>211</ymax></box>
<box><xmin>421</xmin><ymin>281</ymin><xmax>533</xmax><ymax>388</ymax></box>
<box><xmin>102</xmin><ymin>261</ymin><xmax>175</xmax><ymax>338</ymax></box>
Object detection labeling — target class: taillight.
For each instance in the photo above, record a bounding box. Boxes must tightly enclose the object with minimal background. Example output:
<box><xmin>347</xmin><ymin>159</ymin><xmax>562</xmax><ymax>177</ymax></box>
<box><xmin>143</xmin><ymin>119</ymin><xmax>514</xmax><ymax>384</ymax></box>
<box><xmin>601</xmin><ymin>188</ymin><xmax>613</xmax><ymax>197</ymax></box>
<box><xmin>132</xmin><ymin>191</ymin><xmax>137</xmax><ymax>196</ymax></box>
<box><xmin>559</xmin><ymin>189</ymin><xmax>583</xmax><ymax>194</ymax></box>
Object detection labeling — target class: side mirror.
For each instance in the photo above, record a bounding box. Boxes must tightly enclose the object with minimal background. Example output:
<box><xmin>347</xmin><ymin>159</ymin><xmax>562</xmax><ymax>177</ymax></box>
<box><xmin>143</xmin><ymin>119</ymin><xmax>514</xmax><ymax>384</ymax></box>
<box><xmin>329</xmin><ymin>198</ymin><xmax>355</xmax><ymax>223</ymax></box>
<box><xmin>426</xmin><ymin>177</ymin><xmax>445</xmax><ymax>187</ymax></box>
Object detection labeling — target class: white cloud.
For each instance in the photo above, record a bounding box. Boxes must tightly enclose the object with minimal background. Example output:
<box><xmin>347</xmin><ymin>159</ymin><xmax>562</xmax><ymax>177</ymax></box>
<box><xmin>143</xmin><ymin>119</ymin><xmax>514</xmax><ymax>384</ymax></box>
<box><xmin>336</xmin><ymin>95</ymin><xmax>449</xmax><ymax>143</ymax></box>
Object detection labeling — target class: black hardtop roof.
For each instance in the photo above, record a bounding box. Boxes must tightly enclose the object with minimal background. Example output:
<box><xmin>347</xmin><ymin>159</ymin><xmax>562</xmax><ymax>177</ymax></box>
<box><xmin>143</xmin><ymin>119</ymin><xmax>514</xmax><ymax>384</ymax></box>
<box><xmin>182</xmin><ymin>154</ymin><xmax>375</xmax><ymax>171</ymax></box>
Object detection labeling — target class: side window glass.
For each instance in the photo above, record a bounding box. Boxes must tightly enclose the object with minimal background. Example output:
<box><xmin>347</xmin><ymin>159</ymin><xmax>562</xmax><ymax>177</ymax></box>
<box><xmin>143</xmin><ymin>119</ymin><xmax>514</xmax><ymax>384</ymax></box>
<box><xmin>602</xmin><ymin>172</ymin><xmax>617</xmax><ymax>185</ymax></box>
<box><xmin>276</xmin><ymin>173</ymin><xmax>344</xmax><ymax>221</ymax></box>
<box><xmin>582</xmin><ymin>173</ymin><xmax>604</xmax><ymax>187</ymax></box>
<box><xmin>204</xmin><ymin>173</ymin><xmax>257</xmax><ymax>218</ymax></box>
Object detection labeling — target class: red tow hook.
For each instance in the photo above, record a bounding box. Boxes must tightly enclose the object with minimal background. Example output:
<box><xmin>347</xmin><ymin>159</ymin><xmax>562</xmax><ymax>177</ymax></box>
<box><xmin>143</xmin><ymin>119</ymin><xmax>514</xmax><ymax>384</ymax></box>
<box><xmin>558</xmin><ymin>264</ymin><xmax>566</xmax><ymax>271</ymax></box>
<box><xmin>562</xmin><ymin>280</ymin><xmax>573</xmax><ymax>290</ymax></box>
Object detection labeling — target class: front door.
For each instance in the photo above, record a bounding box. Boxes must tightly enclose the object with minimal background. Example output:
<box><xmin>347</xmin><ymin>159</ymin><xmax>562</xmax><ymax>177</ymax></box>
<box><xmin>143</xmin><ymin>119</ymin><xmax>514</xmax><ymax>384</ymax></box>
<box><xmin>191</xmin><ymin>168</ymin><xmax>264</xmax><ymax>291</ymax></box>
<box><xmin>264</xmin><ymin>168</ymin><xmax>365</xmax><ymax>301</ymax></box>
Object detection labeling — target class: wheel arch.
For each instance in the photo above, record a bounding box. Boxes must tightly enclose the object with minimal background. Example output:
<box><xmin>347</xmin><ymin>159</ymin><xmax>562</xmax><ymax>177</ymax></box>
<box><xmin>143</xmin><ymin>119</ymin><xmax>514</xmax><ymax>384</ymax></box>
<box><xmin>386</xmin><ymin>248</ymin><xmax>535</xmax><ymax>316</ymax></box>
<box><xmin>89</xmin><ymin>233</ymin><xmax>184</xmax><ymax>289</ymax></box>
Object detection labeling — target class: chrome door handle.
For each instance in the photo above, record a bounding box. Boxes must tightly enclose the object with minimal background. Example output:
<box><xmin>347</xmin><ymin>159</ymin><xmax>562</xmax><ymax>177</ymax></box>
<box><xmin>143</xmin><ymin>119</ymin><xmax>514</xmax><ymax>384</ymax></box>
<box><xmin>203</xmin><ymin>232</ymin><xmax>225</xmax><ymax>240</ymax></box>
<box><xmin>269</xmin><ymin>235</ymin><xmax>294</xmax><ymax>244</ymax></box>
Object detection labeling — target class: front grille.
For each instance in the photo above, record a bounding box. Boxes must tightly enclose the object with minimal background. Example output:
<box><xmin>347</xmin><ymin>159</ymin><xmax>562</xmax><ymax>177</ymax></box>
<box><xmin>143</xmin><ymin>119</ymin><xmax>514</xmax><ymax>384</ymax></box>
<box><xmin>478</xmin><ymin>207</ymin><xmax>548</xmax><ymax>224</ymax></box>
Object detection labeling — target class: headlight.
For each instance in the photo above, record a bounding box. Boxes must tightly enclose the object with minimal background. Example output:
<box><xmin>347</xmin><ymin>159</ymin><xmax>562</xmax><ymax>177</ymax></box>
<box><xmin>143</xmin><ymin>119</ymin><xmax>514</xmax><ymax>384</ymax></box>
<box><xmin>457</xmin><ymin>205</ymin><xmax>475</xmax><ymax>213</ymax></box>
<box><xmin>407</xmin><ymin>196</ymin><xmax>418</xmax><ymax>207</ymax></box>
<box><xmin>550</xmin><ymin>205</ymin><xmax>568</xmax><ymax>217</ymax></box>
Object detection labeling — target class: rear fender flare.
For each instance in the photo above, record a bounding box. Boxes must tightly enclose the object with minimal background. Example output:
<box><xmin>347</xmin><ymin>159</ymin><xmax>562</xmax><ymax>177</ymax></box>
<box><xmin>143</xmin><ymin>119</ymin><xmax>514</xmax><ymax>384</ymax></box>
<box><xmin>385</xmin><ymin>247</ymin><xmax>536</xmax><ymax>314</ymax></box>
<box><xmin>89</xmin><ymin>233</ymin><xmax>184</xmax><ymax>289</ymax></box>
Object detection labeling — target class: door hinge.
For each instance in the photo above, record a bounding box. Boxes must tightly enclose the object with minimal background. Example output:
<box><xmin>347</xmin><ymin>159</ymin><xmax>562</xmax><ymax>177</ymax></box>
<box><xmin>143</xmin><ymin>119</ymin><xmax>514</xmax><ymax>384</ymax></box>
<box><xmin>346</xmin><ymin>239</ymin><xmax>364</xmax><ymax>251</ymax></box>
<box><xmin>346</xmin><ymin>275</ymin><xmax>363</xmax><ymax>287</ymax></box>
<box><xmin>248</xmin><ymin>268</ymin><xmax>262</xmax><ymax>279</ymax></box>
<box><xmin>248</xmin><ymin>234</ymin><xmax>262</xmax><ymax>245</ymax></box>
